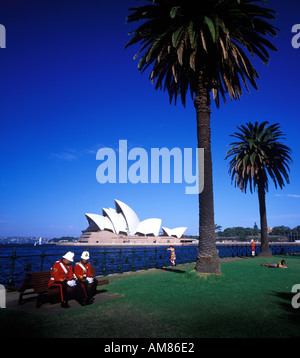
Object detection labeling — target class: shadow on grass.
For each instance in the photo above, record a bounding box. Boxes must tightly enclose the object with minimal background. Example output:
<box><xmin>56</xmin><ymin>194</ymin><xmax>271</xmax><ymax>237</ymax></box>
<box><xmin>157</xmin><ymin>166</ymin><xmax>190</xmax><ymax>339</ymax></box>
<box><xmin>270</xmin><ymin>291</ymin><xmax>300</xmax><ymax>337</ymax></box>
<box><xmin>159</xmin><ymin>267</ymin><xmax>186</xmax><ymax>274</ymax></box>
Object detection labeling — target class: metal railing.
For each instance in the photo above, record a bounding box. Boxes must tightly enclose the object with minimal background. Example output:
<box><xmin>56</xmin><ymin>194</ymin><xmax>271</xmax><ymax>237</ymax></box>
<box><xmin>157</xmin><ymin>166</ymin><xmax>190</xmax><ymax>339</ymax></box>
<box><xmin>1</xmin><ymin>243</ymin><xmax>300</xmax><ymax>288</ymax></box>
<box><xmin>0</xmin><ymin>246</ymin><xmax>198</xmax><ymax>287</ymax></box>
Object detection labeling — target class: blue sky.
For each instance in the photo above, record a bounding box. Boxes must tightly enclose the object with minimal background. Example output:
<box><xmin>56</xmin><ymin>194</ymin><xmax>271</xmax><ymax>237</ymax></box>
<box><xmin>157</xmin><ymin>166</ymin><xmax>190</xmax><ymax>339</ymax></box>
<box><xmin>0</xmin><ymin>0</ymin><xmax>300</xmax><ymax>238</ymax></box>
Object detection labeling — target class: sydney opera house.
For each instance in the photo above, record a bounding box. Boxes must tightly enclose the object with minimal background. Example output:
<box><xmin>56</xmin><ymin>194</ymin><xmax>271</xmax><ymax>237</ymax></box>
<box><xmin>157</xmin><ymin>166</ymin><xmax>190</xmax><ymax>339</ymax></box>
<box><xmin>78</xmin><ymin>199</ymin><xmax>189</xmax><ymax>245</ymax></box>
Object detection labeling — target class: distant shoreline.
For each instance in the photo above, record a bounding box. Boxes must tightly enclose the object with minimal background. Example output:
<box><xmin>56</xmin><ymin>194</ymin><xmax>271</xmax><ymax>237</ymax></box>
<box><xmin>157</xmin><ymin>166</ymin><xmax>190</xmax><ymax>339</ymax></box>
<box><xmin>55</xmin><ymin>242</ymin><xmax>194</xmax><ymax>246</ymax></box>
<box><xmin>55</xmin><ymin>241</ymin><xmax>299</xmax><ymax>247</ymax></box>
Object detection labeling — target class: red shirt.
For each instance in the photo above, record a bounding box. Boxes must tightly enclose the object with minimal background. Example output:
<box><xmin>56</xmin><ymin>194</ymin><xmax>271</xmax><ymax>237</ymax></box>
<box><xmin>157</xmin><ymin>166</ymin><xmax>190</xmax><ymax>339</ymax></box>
<box><xmin>74</xmin><ymin>261</ymin><xmax>93</xmax><ymax>279</ymax></box>
<box><xmin>251</xmin><ymin>241</ymin><xmax>255</xmax><ymax>250</ymax></box>
<box><xmin>48</xmin><ymin>260</ymin><xmax>75</xmax><ymax>287</ymax></box>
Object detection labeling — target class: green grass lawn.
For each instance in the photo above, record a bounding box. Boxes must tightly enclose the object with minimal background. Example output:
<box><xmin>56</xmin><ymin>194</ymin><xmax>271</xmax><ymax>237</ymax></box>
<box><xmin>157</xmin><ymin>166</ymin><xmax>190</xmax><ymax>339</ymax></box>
<box><xmin>1</xmin><ymin>255</ymin><xmax>300</xmax><ymax>338</ymax></box>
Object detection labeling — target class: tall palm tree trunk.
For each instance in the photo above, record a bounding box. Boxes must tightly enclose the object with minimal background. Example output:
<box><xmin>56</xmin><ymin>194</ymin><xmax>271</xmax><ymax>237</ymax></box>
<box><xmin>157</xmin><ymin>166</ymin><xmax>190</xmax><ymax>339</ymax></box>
<box><xmin>258</xmin><ymin>183</ymin><xmax>272</xmax><ymax>256</ymax></box>
<box><xmin>194</xmin><ymin>74</ymin><xmax>221</xmax><ymax>274</ymax></box>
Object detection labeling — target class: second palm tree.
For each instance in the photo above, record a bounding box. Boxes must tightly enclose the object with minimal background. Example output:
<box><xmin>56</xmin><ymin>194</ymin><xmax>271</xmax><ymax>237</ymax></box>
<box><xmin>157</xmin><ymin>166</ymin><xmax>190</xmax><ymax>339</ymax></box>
<box><xmin>226</xmin><ymin>122</ymin><xmax>292</xmax><ymax>256</ymax></box>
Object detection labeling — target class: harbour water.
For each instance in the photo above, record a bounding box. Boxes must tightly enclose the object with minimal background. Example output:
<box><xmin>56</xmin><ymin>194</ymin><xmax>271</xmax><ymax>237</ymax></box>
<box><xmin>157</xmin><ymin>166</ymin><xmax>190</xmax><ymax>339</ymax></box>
<box><xmin>0</xmin><ymin>244</ymin><xmax>198</xmax><ymax>287</ymax></box>
<box><xmin>1</xmin><ymin>242</ymin><xmax>299</xmax><ymax>287</ymax></box>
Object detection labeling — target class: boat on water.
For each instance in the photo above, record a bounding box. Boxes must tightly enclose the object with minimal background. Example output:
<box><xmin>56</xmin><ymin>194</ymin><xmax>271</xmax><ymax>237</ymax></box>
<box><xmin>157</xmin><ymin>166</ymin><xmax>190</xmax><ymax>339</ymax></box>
<box><xmin>34</xmin><ymin>237</ymin><xmax>42</xmax><ymax>246</ymax></box>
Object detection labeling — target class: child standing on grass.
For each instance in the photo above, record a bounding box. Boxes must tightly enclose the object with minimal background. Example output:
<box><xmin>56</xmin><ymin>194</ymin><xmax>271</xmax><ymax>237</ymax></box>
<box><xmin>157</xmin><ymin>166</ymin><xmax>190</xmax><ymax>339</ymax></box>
<box><xmin>167</xmin><ymin>246</ymin><xmax>176</xmax><ymax>266</ymax></box>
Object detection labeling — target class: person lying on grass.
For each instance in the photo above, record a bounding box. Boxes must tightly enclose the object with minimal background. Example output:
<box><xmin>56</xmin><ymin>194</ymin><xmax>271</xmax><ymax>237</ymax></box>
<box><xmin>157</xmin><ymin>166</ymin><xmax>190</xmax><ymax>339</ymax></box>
<box><xmin>261</xmin><ymin>260</ymin><xmax>287</xmax><ymax>268</ymax></box>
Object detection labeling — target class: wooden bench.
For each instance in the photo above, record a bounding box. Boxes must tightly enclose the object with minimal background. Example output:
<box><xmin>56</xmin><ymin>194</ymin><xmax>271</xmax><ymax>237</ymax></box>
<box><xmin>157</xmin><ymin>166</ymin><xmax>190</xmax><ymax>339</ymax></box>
<box><xmin>18</xmin><ymin>266</ymin><xmax>109</xmax><ymax>307</ymax></box>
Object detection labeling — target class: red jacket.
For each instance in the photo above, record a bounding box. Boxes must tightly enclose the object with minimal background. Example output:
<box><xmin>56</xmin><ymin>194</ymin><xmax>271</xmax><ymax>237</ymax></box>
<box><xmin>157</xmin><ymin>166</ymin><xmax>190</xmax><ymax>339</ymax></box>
<box><xmin>74</xmin><ymin>261</ymin><xmax>92</xmax><ymax>279</ymax></box>
<box><xmin>48</xmin><ymin>260</ymin><xmax>75</xmax><ymax>287</ymax></box>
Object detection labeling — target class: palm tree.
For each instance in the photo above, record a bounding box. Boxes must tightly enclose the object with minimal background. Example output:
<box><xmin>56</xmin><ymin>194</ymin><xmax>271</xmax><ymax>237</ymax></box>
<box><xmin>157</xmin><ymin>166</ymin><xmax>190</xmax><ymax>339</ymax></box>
<box><xmin>226</xmin><ymin>122</ymin><xmax>292</xmax><ymax>256</ymax></box>
<box><xmin>125</xmin><ymin>0</ymin><xmax>278</xmax><ymax>273</ymax></box>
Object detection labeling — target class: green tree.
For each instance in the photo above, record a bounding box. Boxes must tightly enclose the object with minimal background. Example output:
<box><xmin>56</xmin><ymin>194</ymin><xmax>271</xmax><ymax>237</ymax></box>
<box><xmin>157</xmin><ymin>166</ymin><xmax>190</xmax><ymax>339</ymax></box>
<box><xmin>125</xmin><ymin>0</ymin><xmax>278</xmax><ymax>272</ymax></box>
<box><xmin>218</xmin><ymin>226</ymin><xmax>254</xmax><ymax>240</ymax></box>
<box><xmin>294</xmin><ymin>226</ymin><xmax>300</xmax><ymax>234</ymax></box>
<box><xmin>226</xmin><ymin>122</ymin><xmax>292</xmax><ymax>256</ymax></box>
<box><xmin>271</xmin><ymin>225</ymin><xmax>290</xmax><ymax>236</ymax></box>
<box><xmin>215</xmin><ymin>224</ymin><xmax>222</xmax><ymax>233</ymax></box>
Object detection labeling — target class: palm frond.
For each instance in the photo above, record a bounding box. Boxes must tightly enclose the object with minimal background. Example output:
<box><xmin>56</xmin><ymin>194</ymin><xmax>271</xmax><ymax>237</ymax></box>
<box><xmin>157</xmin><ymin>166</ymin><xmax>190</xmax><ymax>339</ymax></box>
<box><xmin>125</xmin><ymin>0</ymin><xmax>279</xmax><ymax>107</ymax></box>
<box><xmin>226</xmin><ymin>122</ymin><xmax>292</xmax><ymax>194</ymax></box>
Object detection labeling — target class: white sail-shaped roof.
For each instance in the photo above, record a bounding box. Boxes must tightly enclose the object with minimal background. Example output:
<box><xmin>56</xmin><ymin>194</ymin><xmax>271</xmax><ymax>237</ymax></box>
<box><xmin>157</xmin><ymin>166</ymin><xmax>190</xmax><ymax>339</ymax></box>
<box><xmin>162</xmin><ymin>226</ymin><xmax>187</xmax><ymax>238</ymax></box>
<box><xmin>84</xmin><ymin>199</ymin><xmax>187</xmax><ymax>238</ymax></box>
<box><xmin>85</xmin><ymin>213</ymin><xmax>106</xmax><ymax>231</ymax></box>
<box><xmin>114</xmin><ymin>199</ymin><xmax>140</xmax><ymax>235</ymax></box>
<box><xmin>85</xmin><ymin>213</ymin><xmax>115</xmax><ymax>233</ymax></box>
<box><xmin>102</xmin><ymin>208</ymin><xmax>127</xmax><ymax>234</ymax></box>
<box><xmin>103</xmin><ymin>216</ymin><xmax>115</xmax><ymax>232</ymax></box>
<box><xmin>135</xmin><ymin>218</ymin><xmax>162</xmax><ymax>237</ymax></box>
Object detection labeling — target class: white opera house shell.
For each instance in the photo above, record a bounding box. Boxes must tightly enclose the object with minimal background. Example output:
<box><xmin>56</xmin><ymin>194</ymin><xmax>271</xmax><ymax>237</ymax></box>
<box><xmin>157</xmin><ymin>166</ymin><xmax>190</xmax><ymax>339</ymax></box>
<box><xmin>78</xmin><ymin>199</ymin><xmax>188</xmax><ymax>245</ymax></box>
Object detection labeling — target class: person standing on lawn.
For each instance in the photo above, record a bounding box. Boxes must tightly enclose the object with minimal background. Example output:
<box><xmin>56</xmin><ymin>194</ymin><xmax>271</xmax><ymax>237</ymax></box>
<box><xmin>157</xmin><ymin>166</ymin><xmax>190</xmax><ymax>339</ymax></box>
<box><xmin>251</xmin><ymin>240</ymin><xmax>256</xmax><ymax>257</ymax></box>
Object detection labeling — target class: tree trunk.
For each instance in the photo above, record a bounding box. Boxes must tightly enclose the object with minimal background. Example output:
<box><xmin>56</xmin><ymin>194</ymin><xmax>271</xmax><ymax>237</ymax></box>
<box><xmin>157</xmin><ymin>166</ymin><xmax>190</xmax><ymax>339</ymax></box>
<box><xmin>258</xmin><ymin>184</ymin><xmax>272</xmax><ymax>257</ymax></box>
<box><xmin>194</xmin><ymin>73</ymin><xmax>221</xmax><ymax>274</ymax></box>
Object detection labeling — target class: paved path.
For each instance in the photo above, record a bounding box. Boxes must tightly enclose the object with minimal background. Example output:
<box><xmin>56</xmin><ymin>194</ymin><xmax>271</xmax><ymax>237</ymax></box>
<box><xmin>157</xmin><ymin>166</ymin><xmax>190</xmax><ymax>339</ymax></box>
<box><xmin>5</xmin><ymin>289</ymin><xmax>122</xmax><ymax>314</ymax></box>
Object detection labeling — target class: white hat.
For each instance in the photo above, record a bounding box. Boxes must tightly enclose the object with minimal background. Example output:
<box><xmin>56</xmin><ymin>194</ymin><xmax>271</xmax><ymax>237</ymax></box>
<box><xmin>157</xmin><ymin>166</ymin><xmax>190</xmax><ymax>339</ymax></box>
<box><xmin>81</xmin><ymin>251</ymin><xmax>90</xmax><ymax>260</ymax></box>
<box><xmin>62</xmin><ymin>251</ymin><xmax>74</xmax><ymax>262</ymax></box>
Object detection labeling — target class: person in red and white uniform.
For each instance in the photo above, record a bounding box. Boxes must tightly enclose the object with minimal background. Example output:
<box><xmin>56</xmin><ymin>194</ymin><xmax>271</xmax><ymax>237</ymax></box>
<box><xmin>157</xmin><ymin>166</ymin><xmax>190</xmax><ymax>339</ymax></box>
<box><xmin>251</xmin><ymin>240</ymin><xmax>256</xmax><ymax>257</ymax></box>
<box><xmin>74</xmin><ymin>251</ymin><xmax>98</xmax><ymax>304</ymax></box>
<box><xmin>48</xmin><ymin>251</ymin><xmax>85</xmax><ymax>308</ymax></box>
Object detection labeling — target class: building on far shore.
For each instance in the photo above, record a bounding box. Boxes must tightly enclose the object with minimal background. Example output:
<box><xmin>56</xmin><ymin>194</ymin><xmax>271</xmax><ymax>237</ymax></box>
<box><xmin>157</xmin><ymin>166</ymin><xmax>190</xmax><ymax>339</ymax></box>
<box><xmin>74</xmin><ymin>199</ymin><xmax>192</xmax><ymax>246</ymax></box>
